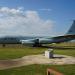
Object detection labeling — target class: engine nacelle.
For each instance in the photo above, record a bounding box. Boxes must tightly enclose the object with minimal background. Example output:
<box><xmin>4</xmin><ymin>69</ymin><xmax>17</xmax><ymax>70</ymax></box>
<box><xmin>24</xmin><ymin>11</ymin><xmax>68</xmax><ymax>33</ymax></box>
<box><xmin>20</xmin><ymin>39</ymin><xmax>40</xmax><ymax>47</ymax></box>
<box><xmin>33</xmin><ymin>39</ymin><xmax>40</xmax><ymax>47</ymax></box>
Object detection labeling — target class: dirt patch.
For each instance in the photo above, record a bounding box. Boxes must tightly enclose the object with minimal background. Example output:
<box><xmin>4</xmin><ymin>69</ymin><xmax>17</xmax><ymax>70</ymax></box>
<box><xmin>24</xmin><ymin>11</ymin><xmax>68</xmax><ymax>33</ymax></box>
<box><xmin>0</xmin><ymin>54</ymin><xmax>75</xmax><ymax>70</ymax></box>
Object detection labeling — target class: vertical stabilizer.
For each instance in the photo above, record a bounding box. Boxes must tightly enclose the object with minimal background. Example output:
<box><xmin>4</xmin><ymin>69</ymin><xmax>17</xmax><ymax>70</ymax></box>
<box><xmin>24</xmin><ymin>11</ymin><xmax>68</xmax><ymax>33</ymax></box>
<box><xmin>67</xmin><ymin>20</ymin><xmax>75</xmax><ymax>35</ymax></box>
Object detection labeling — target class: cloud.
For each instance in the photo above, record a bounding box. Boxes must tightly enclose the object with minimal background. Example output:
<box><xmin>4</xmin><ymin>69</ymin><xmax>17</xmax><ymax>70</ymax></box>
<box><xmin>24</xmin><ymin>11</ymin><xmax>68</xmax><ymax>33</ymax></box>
<box><xmin>0</xmin><ymin>7</ymin><xmax>54</xmax><ymax>36</ymax></box>
<box><xmin>0</xmin><ymin>7</ymin><xmax>20</xmax><ymax>14</ymax></box>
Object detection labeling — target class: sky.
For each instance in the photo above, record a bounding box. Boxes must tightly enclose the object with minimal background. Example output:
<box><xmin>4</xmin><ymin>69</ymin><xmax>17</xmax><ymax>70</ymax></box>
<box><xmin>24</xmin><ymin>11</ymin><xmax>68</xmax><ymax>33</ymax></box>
<box><xmin>0</xmin><ymin>0</ymin><xmax>75</xmax><ymax>36</ymax></box>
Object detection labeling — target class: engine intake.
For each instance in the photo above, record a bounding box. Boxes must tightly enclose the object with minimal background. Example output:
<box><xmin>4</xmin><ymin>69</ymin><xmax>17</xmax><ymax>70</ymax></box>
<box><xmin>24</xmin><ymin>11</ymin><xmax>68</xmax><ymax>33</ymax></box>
<box><xmin>33</xmin><ymin>39</ymin><xmax>41</xmax><ymax>47</ymax></box>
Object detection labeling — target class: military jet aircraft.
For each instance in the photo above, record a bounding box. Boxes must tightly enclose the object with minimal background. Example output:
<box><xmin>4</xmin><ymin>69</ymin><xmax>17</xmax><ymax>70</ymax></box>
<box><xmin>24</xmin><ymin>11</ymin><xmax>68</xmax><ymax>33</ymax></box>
<box><xmin>21</xmin><ymin>20</ymin><xmax>75</xmax><ymax>47</ymax></box>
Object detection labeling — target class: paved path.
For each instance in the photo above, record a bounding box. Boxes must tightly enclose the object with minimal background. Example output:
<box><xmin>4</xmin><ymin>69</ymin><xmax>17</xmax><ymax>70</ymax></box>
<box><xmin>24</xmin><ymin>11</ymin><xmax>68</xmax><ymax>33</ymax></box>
<box><xmin>0</xmin><ymin>54</ymin><xmax>75</xmax><ymax>70</ymax></box>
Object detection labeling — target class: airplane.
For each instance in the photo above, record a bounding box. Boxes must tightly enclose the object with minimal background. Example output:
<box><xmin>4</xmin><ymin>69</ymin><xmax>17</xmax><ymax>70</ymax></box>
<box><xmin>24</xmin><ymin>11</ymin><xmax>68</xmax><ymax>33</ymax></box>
<box><xmin>0</xmin><ymin>20</ymin><xmax>75</xmax><ymax>47</ymax></box>
<box><xmin>20</xmin><ymin>20</ymin><xmax>75</xmax><ymax>47</ymax></box>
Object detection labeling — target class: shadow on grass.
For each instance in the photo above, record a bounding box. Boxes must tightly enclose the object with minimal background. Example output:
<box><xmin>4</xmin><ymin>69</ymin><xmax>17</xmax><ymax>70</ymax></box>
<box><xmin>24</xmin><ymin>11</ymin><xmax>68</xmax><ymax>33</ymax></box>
<box><xmin>40</xmin><ymin>45</ymin><xmax>75</xmax><ymax>50</ymax></box>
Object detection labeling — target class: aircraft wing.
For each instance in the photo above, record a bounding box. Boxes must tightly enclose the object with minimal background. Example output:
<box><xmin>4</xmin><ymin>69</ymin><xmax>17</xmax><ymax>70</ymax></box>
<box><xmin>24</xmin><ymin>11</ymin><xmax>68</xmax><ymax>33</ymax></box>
<box><xmin>49</xmin><ymin>34</ymin><xmax>75</xmax><ymax>43</ymax></box>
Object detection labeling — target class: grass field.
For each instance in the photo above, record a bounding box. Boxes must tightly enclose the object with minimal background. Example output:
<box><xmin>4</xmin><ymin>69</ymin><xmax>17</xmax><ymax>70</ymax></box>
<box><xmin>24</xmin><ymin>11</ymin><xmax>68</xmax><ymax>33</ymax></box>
<box><xmin>54</xmin><ymin>49</ymin><xmax>75</xmax><ymax>57</ymax></box>
<box><xmin>0</xmin><ymin>43</ymin><xmax>75</xmax><ymax>59</ymax></box>
<box><xmin>0</xmin><ymin>43</ymin><xmax>75</xmax><ymax>75</ymax></box>
<box><xmin>0</xmin><ymin>64</ymin><xmax>75</xmax><ymax>75</ymax></box>
<box><xmin>0</xmin><ymin>47</ymin><xmax>75</xmax><ymax>59</ymax></box>
<box><xmin>0</xmin><ymin>46</ymin><xmax>46</xmax><ymax>59</ymax></box>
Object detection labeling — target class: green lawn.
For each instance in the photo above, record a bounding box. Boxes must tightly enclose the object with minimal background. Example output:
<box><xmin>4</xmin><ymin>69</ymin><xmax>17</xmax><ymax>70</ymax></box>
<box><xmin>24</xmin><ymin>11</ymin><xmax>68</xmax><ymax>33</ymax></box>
<box><xmin>54</xmin><ymin>49</ymin><xmax>75</xmax><ymax>57</ymax></box>
<box><xmin>0</xmin><ymin>44</ymin><xmax>75</xmax><ymax>59</ymax></box>
<box><xmin>0</xmin><ymin>44</ymin><xmax>75</xmax><ymax>75</ymax></box>
<box><xmin>0</xmin><ymin>64</ymin><xmax>75</xmax><ymax>75</ymax></box>
<box><xmin>0</xmin><ymin>47</ymin><xmax>46</xmax><ymax>59</ymax></box>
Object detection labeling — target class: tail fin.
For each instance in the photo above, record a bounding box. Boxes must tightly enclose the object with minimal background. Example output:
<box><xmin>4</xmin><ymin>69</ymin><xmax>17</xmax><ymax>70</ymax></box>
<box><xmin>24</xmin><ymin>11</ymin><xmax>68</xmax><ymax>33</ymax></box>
<box><xmin>67</xmin><ymin>20</ymin><xmax>75</xmax><ymax>35</ymax></box>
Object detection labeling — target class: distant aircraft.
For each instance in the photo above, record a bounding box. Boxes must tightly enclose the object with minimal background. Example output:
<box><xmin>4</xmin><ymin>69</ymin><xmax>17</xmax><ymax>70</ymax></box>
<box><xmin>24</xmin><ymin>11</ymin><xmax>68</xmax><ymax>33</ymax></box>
<box><xmin>0</xmin><ymin>20</ymin><xmax>75</xmax><ymax>47</ymax></box>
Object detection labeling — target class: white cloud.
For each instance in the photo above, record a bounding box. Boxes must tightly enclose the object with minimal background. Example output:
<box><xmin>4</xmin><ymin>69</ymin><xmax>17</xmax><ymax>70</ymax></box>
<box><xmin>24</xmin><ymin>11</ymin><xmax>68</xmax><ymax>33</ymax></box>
<box><xmin>0</xmin><ymin>7</ymin><xmax>23</xmax><ymax>16</ymax></box>
<box><xmin>0</xmin><ymin>7</ymin><xmax>54</xmax><ymax>36</ymax></box>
